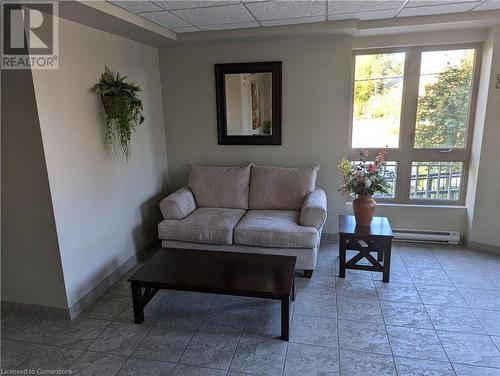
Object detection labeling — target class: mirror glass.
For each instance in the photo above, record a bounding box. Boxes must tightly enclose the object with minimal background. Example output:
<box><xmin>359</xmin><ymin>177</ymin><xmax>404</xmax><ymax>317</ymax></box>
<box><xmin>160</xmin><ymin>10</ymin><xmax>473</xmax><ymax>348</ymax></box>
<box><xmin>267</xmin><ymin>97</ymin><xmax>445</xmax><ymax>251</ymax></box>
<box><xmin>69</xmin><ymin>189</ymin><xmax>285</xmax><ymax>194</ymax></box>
<box><xmin>224</xmin><ymin>72</ymin><xmax>272</xmax><ymax>136</ymax></box>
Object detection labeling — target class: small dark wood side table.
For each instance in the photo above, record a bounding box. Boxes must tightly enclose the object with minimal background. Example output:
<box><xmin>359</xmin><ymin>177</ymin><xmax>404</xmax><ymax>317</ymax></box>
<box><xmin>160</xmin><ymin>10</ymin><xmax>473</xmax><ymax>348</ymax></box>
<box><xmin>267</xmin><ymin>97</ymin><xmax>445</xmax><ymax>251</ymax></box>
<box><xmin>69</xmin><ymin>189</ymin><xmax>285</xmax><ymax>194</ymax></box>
<box><xmin>338</xmin><ymin>215</ymin><xmax>394</xmax><ymax>282</ymax></box>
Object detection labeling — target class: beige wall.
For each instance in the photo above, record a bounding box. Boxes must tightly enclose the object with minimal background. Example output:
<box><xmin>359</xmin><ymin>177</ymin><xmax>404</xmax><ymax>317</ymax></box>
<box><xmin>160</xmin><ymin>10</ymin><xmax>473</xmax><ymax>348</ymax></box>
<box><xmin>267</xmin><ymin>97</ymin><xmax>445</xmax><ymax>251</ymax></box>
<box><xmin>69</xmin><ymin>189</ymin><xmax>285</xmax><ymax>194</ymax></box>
<box><xmin>159</xmin><ymin>36</ymin><xmax>353</xmax><ymax>232</ymax></box>
<box><xmin>159</xmin><ymin>34</ymin><xmax>486</xmax><ymax>235</ymax></box>
<box><xmin>31</xmin><ymin>17</ymin><xmax>168</xmax><ymax>307</ymax></box>
<box><xmin>1</xmin><ymin>70</ymin><xmax>68</xmax><ymax>309</ymax></box>
<box><xmin>467</xmin><ymin>25</ymin><xmax>500</xmax><ymax>248</ymax></box>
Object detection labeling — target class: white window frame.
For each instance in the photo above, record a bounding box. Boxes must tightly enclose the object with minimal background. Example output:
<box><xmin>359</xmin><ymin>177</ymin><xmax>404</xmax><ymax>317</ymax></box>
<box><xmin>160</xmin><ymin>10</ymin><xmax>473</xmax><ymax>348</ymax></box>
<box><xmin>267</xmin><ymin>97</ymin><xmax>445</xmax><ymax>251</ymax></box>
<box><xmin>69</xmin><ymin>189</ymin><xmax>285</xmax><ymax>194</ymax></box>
<box><xmin>349</xmin><ymin>43</ymin><xmax>482</xmax><ymax>205</ymax></box>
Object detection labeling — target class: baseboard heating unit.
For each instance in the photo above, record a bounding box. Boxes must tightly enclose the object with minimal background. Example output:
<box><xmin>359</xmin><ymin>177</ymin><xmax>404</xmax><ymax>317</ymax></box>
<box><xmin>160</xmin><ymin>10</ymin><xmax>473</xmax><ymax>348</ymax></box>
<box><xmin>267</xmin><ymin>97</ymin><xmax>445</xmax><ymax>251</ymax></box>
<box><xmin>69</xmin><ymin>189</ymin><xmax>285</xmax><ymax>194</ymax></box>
<box><xmin>393</xmin><ymin>229</ymin><xmax>460</xmax><ymax>245</ymax></box>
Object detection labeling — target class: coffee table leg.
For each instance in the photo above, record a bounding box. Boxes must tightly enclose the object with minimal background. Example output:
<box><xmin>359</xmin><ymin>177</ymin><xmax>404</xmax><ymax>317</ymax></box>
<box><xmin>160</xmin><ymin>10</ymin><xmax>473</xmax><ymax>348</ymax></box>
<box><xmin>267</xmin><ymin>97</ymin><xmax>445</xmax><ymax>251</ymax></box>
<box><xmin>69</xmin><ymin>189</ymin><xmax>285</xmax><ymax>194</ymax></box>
<box><xmin>131</xmin><ymin>283</ymin><xmax>144</xmax><ymax>324</ymax></box>
<box><xmin>339</xmin><ymin>236</ymin><xmax>346</xmax><ymax>278</ymax></box>
<box><xmin>281</xmin><ymin>296</ymin><xmax>290</xmax><ymax>341</ymax></box>
<box><xmin>382</xmin><ymin>240</ymin><xmax>392</xmax><ymax>283</ymax></box>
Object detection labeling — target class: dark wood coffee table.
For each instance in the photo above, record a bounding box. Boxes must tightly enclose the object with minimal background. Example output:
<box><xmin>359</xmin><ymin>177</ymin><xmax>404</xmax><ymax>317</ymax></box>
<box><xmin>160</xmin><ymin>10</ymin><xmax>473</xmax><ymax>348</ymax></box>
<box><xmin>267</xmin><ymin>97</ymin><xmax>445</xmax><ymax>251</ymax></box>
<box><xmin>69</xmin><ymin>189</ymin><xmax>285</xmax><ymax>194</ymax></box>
<box><xmin>128</xmin><ymin>248</ymin><xmax>296</xmax><ymax>340</ymax></box>
<box><xmin>338</xmin><ymin>215</ymin><xmax>394</xmax><ymax>282</ymax></box>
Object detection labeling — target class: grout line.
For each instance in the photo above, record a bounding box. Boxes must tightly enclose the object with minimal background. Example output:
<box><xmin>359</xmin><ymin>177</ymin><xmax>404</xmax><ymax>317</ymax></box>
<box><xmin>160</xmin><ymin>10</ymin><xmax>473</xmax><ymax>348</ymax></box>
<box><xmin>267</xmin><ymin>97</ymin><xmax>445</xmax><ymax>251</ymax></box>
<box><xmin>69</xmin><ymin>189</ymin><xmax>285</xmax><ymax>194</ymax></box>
<box><xmin>172</xmin><ymin>293</ymin><xmax>217</xmax><ymax>371</ymax></box>
<box><xmin>4</xmin><ymin>243</ymin><xmax>500</xmax><ymax>374</ymax></box>
<box><xmin>111</xmin><ymin>292</ymin><xmax>178</xmax><ymax>375</ymax></box>
<box><xmin>449</xmin><ymin>266</ymin><xmax>500</xmax><ymax>357</ymax></box>
<box><xmin>372</xmin><ymin>266</ymin><xmax>399</xmax><ymax>375</ymax></box>
<box><xmin>411</xmin><ymin>272</ymin><xmax>457</xmax><ymax>374</ymax></box>
<box><xmin>226</xmin><ymin>299</ymin><xmax>253</xmax><ymax>375</ymax></box>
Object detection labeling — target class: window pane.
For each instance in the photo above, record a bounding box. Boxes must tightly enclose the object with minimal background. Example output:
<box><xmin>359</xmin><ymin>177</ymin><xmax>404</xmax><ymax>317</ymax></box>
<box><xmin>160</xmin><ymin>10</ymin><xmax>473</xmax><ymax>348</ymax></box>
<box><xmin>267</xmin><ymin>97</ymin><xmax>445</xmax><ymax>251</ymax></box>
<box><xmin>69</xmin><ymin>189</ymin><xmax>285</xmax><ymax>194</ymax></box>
<box><xmin>352</xmin><ymin>53</ymin><xmax>405</xmax><ymax>148</ymax></box>
<box><xmin>414</xmin><ymin>49</ymin><xmax>475</xmax><ymax>149</ymax></box>
<box><xmin>410</xmin><ymin>162</ymin><xmax>463</xmax><ymax>200</ymax></box>
<box><xmin>374</xmin><ymin>161</ymin><xmax>397</xmax><ymax>199</ymax></box>
<box><xmin>351</xmin><ymin>161</ymin><xmax>397</xmax><ymax>198</ymax></box>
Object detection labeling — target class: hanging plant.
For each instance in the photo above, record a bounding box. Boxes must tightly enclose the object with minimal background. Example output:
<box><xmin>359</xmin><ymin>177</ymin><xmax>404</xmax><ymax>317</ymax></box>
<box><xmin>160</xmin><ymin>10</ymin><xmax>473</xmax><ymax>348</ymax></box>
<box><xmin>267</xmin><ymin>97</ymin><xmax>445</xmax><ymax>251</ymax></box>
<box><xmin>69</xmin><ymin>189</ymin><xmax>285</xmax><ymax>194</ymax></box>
<box><xmin>93</xmin><ymin>66</ymin><xmax>145</xmax><ymax>161</ymax></box>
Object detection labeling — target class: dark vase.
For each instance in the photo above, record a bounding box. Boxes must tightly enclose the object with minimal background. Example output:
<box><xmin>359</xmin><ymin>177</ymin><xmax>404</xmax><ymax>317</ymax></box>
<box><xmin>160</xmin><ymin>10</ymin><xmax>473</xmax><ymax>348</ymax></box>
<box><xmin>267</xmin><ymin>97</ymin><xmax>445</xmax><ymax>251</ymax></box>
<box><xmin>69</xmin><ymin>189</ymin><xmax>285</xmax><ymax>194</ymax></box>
<box><xmin>353</xmin><ymin>194</ymin><xmax>376</xmax><ymax>227</ymax></box>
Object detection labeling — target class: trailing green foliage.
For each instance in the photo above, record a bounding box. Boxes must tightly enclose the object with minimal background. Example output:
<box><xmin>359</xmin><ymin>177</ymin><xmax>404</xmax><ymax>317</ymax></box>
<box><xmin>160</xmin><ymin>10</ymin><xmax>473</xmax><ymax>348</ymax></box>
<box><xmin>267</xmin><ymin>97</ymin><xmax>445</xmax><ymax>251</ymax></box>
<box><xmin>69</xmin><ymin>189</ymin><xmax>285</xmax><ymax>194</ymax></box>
<box><xmin>93</xmin><ymin>66</ymin><xmax>145</xmax><ymax>161</ymax></box>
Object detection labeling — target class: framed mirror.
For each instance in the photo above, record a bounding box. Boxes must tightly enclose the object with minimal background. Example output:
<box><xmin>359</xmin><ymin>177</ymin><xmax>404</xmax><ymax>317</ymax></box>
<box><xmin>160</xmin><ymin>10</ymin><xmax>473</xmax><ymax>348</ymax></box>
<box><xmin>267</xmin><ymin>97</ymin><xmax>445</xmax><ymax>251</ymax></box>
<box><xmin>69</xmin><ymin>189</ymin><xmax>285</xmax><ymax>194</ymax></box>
<box><xmin>215</xmin><ymin>61</ymin><xmax>282</xmax><ymax>145</ymax></box>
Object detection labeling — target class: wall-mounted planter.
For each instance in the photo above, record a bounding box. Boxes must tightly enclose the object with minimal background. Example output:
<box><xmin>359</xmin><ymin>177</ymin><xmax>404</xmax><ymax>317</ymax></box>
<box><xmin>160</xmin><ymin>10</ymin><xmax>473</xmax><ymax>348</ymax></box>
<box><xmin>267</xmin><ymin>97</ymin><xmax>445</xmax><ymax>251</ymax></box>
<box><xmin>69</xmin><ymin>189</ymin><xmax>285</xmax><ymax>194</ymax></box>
<box><xmin>93</xmin><ymin>66</ymin><xmax>145</xmax><ymax>161</ymax></box>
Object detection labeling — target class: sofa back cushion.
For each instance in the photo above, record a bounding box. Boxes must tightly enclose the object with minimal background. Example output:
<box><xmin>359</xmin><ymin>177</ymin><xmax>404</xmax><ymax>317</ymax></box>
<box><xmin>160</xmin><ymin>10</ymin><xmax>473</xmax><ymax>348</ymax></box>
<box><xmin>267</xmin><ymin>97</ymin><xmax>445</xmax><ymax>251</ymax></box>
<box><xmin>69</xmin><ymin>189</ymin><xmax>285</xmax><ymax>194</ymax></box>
<box><xmin>188</xmin><ymin>164</ymin><xmax>251</xmax><ymax>209</ymax></box>
<box><xmin>249</xmin><ymin>165</ymin><xmax>319</xmax><ymax>210</ymax></box>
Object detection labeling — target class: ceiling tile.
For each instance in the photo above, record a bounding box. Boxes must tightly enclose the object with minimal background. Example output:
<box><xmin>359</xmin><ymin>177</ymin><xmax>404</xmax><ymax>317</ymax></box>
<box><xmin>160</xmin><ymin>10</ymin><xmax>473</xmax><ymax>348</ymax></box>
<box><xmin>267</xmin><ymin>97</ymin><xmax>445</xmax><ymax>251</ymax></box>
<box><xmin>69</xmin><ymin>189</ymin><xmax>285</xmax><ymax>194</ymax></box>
<box><xmin>328</xmin><ymin>1</ymin><xmax>403</xmax><ymax>14</ymax></box>
<box><xmin>406</xmin><ymin>0</ymin><xmax>468</xmax><ymax>7</ymax></box>
<box><xmin>154</xmin><ymin>1</ymin><xmax>239</xmax><ymax>10</ymax></box>
<box><xmin>472</xmin><ymin>0</ymin><xmax>500</xmax><ymax>11</ymax></box>
<box><xmin>245</xmin><ymin>1</ymin><xmax>327</xmax><ymax>21</ymax></box>
<box><xmin>198</xmin><ymin>21</ymin><xmax>260</xmax><ymax>30</ymax></box>
<box><xmin>399</xmin><ymin>1</ymin><xmax>480</xmax><ymax>16</ymax></box>
<box><xmin>261</xmin><ymin>15</ymin><xmax>326</xmax><ymax>26</ymax></box>
<box><xmin>171</xmin><ymin>4</ymin><xmax>254</xmax><ymax>26</ymax></box>
<box><xmin>328</xmin><ymin>8</ymin><xmax>399</xmax><ymax>20</ymax></box>
<box><xmin>139</xmin><ymin>10</ymin><xmax>193</xmax><ymax>28</ymax></box>
<box><xmin>170</xmin><ymin>26</ymin><xmax>200</xmax><ymax>32</ymax></box>
<box><xmin>110</xmin><ymin>1</ymin><xmax>163</xmax><ymax>13</ymax></box>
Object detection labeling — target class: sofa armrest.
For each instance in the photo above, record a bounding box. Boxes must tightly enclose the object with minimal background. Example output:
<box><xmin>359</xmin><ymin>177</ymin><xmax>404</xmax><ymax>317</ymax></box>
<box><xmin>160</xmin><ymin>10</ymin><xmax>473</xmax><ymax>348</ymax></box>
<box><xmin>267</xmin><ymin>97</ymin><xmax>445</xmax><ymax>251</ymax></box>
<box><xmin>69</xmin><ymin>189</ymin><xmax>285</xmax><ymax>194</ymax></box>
<box><xmin>159</xmin><ymin>187</ymin><xmax>197</xmax><ymax>220</ymax></box>
<box><xmin>299</xmin><ymin>188</ymin><xmax>327</xmax><ymax>230</ymax></box>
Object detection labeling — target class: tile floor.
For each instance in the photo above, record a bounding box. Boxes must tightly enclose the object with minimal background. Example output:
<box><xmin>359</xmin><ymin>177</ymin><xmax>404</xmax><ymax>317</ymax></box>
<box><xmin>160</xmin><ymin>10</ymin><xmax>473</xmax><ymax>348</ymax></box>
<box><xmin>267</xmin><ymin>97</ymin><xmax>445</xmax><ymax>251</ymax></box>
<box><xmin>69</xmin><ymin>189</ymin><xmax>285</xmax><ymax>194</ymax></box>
<box><xmin>2</xmin><ymin>241</ymin><xmax>500</xmax><ymax>375</ymax></box>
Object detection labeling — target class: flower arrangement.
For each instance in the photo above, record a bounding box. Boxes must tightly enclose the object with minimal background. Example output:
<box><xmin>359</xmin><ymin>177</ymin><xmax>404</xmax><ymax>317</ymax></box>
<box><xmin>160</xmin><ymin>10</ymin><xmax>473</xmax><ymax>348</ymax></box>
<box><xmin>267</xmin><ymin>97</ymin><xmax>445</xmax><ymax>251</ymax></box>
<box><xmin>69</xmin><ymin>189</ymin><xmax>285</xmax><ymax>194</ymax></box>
<box><xmin>338</xmin><ymin>149</ymin><xmax>392</xmax><ymax>197</ymax></box>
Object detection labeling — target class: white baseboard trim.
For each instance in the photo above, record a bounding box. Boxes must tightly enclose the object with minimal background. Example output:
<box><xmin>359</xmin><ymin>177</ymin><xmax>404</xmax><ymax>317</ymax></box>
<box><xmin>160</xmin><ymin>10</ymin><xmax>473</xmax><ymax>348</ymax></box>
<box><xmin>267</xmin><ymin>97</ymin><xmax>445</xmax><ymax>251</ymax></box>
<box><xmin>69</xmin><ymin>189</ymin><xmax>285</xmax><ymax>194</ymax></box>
<box><xmin>1</xmin><ymin>301</ymin><xmax>70</xmax><ymax>319</ymax></box>
<box><xmin>1</xmin><ymin>239</ymin><xmax>161</xmax><ymax>320</ymax></box>
<box><xmin>467</xmin><ymin>240</ymin><xmax>500</xmax><ymax>256</ymax></box>
<box><xmin>68</xmin><ymin>239</ymin><xmax>161</xmax><ymax>319</ymax></box>
<box><xmin>3</xmin><ymin>235</ymin><xmax>341</xmax><ymax>320</ymax></box>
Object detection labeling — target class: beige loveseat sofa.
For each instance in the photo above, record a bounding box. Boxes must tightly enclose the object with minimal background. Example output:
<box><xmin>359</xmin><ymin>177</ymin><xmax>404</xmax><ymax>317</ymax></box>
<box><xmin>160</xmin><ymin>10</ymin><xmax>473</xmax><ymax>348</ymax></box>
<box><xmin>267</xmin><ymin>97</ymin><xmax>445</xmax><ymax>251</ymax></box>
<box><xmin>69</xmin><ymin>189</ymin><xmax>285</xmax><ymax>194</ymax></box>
<box><xmin>158</xmin><ymin>164</ymin><xmax>327</xmax><ymax>276</ymax></box>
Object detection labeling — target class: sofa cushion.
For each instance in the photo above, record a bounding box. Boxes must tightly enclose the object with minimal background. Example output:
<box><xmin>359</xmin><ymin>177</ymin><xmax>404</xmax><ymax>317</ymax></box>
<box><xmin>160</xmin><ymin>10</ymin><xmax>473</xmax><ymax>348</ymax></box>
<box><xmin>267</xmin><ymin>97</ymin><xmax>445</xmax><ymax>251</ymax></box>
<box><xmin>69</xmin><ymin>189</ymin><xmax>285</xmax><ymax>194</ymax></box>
<box><xmin>158</xmin><ymin>207</ymin><xmax>246</xmax><ymax>245</ymax></box>
<box><xmin>188</xmin><ymin>164</ymin><xmax>251</xmax><ymax>209</ymax></box>
<box><xmin>249</xmin><ymin>165</ymin><xmax>319</xmax><ymax>210</ymax></box>
<box><xmin>234</xmin><ymin>210</ymin><xmax>318</xmax><ymax>248</ymax></box>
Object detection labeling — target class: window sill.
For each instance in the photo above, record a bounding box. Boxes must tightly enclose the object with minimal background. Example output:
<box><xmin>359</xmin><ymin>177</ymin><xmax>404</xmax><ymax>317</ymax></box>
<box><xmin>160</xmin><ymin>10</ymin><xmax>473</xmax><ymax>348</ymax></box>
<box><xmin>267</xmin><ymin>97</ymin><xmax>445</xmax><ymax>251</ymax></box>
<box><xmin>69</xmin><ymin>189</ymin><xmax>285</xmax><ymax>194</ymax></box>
<box><xmin>345</xmin><ymin>202</ymin><xmax>466</xmax><ymax>209</ymax></box>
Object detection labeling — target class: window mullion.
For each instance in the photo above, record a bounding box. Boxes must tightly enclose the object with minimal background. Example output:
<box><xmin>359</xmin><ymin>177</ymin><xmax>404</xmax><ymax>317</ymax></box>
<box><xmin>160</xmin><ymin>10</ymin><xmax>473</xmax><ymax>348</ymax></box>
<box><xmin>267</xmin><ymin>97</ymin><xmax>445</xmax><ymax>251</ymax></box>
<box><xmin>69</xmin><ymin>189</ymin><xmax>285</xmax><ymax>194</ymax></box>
<box><xmin>397</xmin><ymin>48</ymin><xmax>421</xmax><ymax>203</ymax></box>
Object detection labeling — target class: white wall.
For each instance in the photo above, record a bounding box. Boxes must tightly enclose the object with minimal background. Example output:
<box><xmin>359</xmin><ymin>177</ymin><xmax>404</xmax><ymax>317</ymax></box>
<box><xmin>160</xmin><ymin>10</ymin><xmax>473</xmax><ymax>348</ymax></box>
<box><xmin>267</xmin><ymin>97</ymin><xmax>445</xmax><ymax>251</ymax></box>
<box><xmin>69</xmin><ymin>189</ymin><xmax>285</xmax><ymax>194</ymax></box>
<box><xmin>467</xmin><ymin>25</ymin><xmax>500</xmax><ymax>248</ymax></box>
<box><xmin>31</xmin><ymin>17</ymin><xmax>168</xmax><ymax>307</ymax></box>
<box><xmin>159</xmin><ymin>36</ymin><xmax>352</xmax><ymax>233</ymax></box>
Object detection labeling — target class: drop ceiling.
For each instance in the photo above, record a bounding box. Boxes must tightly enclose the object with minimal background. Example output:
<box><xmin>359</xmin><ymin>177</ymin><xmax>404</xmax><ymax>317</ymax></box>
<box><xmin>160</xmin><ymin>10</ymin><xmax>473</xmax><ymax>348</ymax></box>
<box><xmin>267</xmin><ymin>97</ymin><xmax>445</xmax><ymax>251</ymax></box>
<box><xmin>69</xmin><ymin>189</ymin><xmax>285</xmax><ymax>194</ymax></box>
<box><xmin>109</xmin><ymin>0</ymin><xmax>500</xmax><ymax>33</ymax></box>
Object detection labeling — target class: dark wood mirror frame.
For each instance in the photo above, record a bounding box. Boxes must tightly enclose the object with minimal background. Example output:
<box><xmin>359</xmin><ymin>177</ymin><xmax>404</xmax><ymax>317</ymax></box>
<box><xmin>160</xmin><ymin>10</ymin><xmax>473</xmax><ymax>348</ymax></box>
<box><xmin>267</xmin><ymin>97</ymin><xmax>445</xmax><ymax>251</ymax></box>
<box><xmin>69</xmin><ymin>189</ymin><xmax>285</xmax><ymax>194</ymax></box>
<box><xmin>215</xmin><ymin>61</ymin><xmax>282</xmax><ymax>145</ymax></box>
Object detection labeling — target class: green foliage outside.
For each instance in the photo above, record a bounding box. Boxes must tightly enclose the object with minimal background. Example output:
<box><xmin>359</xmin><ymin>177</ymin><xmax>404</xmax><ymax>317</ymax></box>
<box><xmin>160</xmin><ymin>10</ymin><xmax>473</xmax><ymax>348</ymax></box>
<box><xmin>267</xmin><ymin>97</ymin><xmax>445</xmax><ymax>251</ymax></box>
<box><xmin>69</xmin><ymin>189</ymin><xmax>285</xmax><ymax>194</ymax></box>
<box><xmin>354</xmin><ymin>51</ymin><xmax>474</xmax><ymax>149</ymax></box>
<box><xmin>415</xmin><ymin>55</ymin><xmax>473</xmax><ymax>149</ymax></box>
<box><xmin>353</xmin><ymin>53</ymin><xmax>404</xmax><ymax>119</ymax></box>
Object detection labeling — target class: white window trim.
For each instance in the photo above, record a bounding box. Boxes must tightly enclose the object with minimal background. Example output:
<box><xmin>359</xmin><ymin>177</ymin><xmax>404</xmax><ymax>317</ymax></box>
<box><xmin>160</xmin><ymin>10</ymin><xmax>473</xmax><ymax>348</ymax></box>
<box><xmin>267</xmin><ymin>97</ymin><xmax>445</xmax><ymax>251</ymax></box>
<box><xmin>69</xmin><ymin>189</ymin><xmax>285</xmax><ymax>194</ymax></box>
<box><xmin>349</xmin><ymin>43</ymin><xmax>482</xmax><ymax>205</ymax></box>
